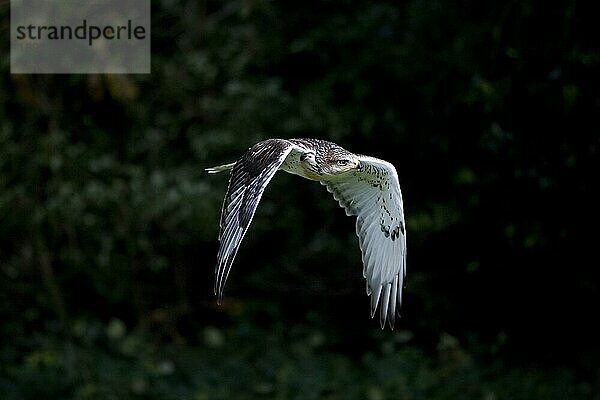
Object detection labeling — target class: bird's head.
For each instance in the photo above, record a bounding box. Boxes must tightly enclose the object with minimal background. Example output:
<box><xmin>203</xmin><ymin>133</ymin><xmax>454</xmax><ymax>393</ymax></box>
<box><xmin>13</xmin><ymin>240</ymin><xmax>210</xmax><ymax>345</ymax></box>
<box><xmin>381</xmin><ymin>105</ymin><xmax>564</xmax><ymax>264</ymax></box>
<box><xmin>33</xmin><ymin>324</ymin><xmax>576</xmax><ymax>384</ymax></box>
<box><xmin>301</xmin><ymin>145</ymin><xmax>360</xmax><ymax>178</ymax></box>
<box><xmin>325</xmin><ymin>145</ymin><xmax>361</xmax><ymax>175</ymax></box>
<box><xmin>327</xmin><ymin>154</ymin><xmax>361</xmax><ymax>175</ymax></box>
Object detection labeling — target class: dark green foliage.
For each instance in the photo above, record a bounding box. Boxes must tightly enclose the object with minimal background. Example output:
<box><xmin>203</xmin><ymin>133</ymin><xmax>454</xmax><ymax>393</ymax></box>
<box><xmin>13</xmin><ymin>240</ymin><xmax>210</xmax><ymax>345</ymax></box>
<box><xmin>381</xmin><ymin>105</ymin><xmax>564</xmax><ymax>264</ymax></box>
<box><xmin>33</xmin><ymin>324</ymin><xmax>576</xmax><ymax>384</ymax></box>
<box><xmin>1</xmin><ymin>321</ymin><xmax>594</xmax><ymax>400</ymax></box>
<box><xmin>1</xmin><ymin>0</ymin><xmax>599</xmax><ymax>398</ymax></box>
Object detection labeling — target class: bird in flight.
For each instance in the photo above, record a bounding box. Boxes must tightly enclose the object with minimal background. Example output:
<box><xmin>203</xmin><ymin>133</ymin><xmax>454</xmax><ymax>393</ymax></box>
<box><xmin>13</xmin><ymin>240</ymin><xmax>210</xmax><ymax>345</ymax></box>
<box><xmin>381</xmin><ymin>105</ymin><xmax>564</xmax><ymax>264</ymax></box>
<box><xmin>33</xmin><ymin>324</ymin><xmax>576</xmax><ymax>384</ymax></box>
<box><xmin>206</xmin><ymin>138</ymin><xmax>407</xmax><ymax>329</ymax></box>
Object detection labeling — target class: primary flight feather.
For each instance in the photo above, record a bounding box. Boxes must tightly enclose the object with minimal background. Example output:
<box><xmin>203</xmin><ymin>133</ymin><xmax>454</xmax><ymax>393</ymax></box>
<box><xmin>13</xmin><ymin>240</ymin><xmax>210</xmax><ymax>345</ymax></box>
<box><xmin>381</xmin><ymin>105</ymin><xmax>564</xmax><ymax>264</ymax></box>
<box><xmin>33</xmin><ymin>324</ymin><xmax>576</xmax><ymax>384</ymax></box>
<box><xmin>206</xmin><ymin>138</ymin><xmax>407</xmax><ymax>329</ymax></box>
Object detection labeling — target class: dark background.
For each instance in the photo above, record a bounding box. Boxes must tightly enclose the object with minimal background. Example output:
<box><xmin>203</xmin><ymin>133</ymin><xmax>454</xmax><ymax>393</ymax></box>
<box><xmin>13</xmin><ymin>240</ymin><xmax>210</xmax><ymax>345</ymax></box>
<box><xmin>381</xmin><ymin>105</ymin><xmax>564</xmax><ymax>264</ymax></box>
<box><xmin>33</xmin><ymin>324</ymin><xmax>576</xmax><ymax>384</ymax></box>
<box><xmin>1</xmin><ymin>1</ymin><xmax>599</xmax><ymax>399</ymax></box>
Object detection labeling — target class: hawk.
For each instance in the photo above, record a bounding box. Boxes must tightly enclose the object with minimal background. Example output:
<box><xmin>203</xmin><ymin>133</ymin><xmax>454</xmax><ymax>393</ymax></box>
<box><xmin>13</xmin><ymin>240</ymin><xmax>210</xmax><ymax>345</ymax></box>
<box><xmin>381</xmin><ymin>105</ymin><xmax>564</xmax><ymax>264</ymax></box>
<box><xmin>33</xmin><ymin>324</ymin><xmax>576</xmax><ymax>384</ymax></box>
<box><xmin>207</xmin><ymin>138</ymin><xmax>407</xmax><ymax>329</ymax></box>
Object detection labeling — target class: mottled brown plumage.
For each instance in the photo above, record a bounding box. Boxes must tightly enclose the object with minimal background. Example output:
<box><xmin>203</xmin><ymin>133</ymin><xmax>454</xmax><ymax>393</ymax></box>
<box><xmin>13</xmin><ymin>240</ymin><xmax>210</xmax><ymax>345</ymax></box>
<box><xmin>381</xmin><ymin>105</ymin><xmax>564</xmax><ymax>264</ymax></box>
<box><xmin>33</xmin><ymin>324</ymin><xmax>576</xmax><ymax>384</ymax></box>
<box><xmin>207</xmin><ymin>138</ymin><xmax>407</xmax><ymax>329</ymax></box>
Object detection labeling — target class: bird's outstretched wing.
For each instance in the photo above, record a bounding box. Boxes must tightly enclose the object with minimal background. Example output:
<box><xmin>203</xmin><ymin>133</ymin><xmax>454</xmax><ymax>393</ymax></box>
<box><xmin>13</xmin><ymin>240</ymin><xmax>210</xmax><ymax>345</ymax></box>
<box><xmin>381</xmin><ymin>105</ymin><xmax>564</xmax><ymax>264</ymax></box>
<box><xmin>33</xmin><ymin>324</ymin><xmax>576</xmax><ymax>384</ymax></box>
<box><xmin>213</xmin><ymin>139</ymin><xmax>299</xmax><ymax>303</ymax></box>
<box><xmin>322</xmin><ymin>156</ymin><xmax>406</xmax><ymax>329</ymax></box>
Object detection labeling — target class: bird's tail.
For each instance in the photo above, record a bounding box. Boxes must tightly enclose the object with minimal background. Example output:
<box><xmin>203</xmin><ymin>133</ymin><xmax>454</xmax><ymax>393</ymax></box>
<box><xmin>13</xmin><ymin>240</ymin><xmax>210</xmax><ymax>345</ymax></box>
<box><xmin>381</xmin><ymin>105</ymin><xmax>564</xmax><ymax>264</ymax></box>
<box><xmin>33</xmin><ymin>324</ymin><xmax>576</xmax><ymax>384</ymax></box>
<box><xmin>205</xmin><ymin>162</ymin><xmax>235</xmax><ymax>174</ymax></box>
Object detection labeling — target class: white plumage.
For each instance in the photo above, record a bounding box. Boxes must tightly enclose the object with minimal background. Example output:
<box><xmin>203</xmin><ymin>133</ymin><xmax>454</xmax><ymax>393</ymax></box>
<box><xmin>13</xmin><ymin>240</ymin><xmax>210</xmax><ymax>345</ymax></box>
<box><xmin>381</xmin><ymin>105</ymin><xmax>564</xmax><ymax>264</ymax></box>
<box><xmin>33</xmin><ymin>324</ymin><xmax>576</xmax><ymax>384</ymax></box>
<box><xmin>207</xmin><ymin>138</ymin><xmax>407</xmax><ymax>329</ymax></box>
